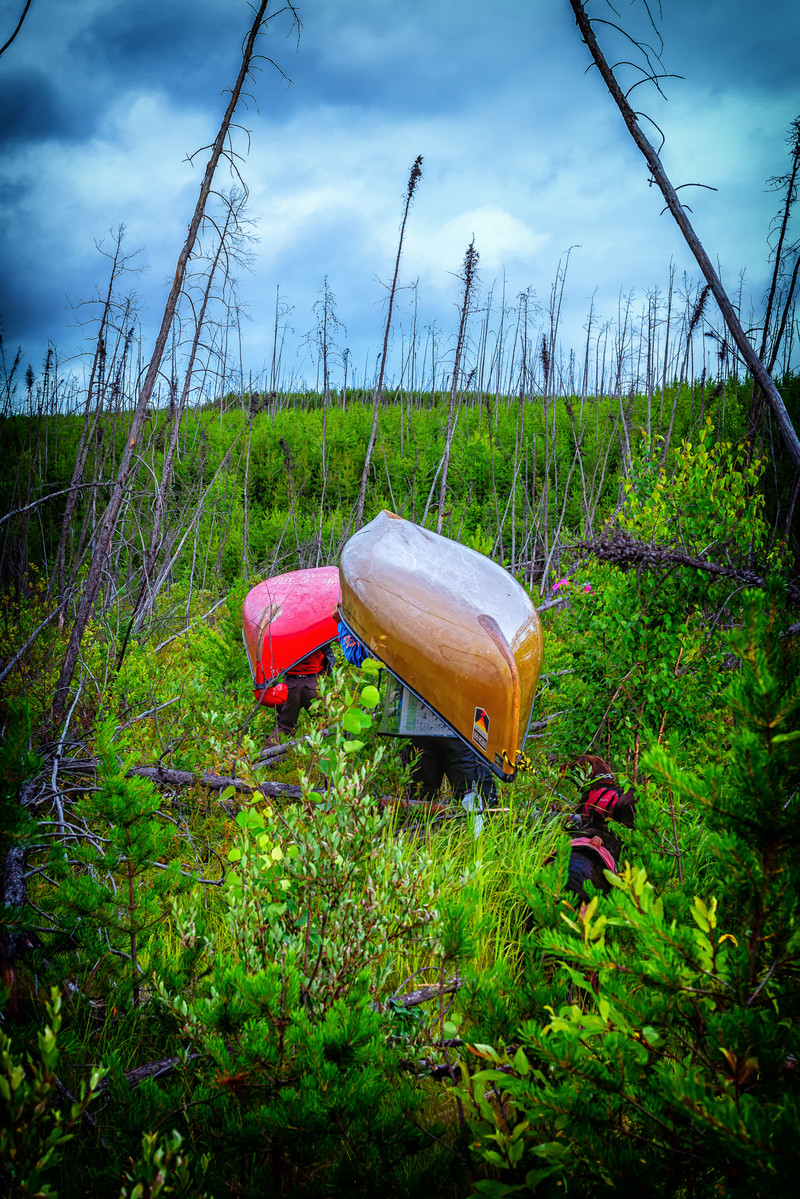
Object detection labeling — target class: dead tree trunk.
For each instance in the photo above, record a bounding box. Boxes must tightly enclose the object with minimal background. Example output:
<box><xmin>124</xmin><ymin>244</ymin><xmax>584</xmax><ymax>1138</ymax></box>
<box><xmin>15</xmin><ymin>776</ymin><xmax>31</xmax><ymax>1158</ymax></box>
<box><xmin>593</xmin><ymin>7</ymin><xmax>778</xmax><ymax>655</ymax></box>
<box><xmin>354</xmin><ymin>156</ymin><xmax>423</xmax><ymax>531</ymax></box>
<box><xmin>568</xmin><ymin>0</ymin><xmax>800</xmax><ymax>473</ymax></box>
<box><xmin>760</xmin><ymin>116</ymin><xmax>800</xmax><ymax>372</ymax></box>
<box><xmin>437</xmin><ymin>240</ymin><xmax>478</xmax><ymax>534</ymax></box>
<box><xmin>53</xmin><ymin>0</ymin><xmax>297</xmax><ymax>719</ymax></box>
<box><xmin>46</xmin><ymin>231</ymin><xmax>130</xmax><ymax>610</ymax></box>
<box><xmin>116</xmin><ymin>200</ymin><xmax>240</xmax><ymax>666</ymax></box>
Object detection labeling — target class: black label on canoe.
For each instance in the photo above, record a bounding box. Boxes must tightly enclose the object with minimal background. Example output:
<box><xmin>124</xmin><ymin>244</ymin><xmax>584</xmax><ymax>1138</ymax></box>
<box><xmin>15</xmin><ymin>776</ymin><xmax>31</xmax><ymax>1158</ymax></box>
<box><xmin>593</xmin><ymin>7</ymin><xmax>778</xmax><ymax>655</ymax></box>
<box><xmin>472</xmin><ymin>707</ymin><xmax>489</xmax><ymax>751</ymax></box>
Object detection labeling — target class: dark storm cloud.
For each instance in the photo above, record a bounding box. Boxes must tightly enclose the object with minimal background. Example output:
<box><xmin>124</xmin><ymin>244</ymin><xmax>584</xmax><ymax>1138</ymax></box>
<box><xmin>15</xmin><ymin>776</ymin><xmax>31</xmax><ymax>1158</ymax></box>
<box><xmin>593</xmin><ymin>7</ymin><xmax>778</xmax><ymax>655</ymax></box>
<box><xmin>669</xmin><ymin>1</ymin><xmax>800</xmax><ymax>95</ymax></box>
<box><xmin>71</xmin><ymin>1</ymin><xmax>236</xmax><ymax>100</ymax></box>
<box><xmin>0</xmin><ymin>69</ymin><xmax>68</xmax><ymax>145</ymax></box>
<box><xmin>0</xmin><ymin>274</ymin><xmax>65</xmax><ymax>356</ymax></box>
<box><xmin>286</xmin><ymin>0</ymin><xmax>577</xmax><ymax>118</ymax></box>
<box><xmin>1</xmin><ymin>0</ymin><xmax>798</xmax><ymax>379</ymax></box>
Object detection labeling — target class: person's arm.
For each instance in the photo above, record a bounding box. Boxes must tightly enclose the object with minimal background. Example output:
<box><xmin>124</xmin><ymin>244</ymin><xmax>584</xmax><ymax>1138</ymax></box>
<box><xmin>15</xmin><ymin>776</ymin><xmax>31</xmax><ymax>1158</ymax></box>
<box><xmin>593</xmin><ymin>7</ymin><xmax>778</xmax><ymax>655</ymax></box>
<box><xmin>338</xmin><ymin>620</ymin><xmax>370</xmax><ymax>667</ymax></box>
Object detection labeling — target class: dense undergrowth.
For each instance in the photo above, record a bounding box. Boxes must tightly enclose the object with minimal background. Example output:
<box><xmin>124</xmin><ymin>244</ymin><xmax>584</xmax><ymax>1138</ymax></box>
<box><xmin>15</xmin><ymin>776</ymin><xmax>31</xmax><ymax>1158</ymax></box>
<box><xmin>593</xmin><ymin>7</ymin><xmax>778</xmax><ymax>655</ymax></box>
<box><xmin>1</xmin><ymin>383</ymin><xmax>799</xmax><ymax>1196</ymax></box>
<box><xmin>0</xmin><ymin>372</ymin><xmax>775</xmax><ymax>602</ymax></box>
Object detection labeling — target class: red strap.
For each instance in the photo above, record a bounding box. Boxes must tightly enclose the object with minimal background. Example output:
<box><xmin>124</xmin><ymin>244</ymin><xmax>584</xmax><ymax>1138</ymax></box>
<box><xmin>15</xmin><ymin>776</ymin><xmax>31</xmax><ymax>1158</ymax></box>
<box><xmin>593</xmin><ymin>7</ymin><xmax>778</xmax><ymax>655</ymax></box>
<box><xmin>570</xmin><ymin>836</ymin><xmax>617</xmax><ymax>874</ymax></box>
<box><xmin>584</xmin><ymin>785</ymin><xmax>619</xmax><ymax>818</ymax></box>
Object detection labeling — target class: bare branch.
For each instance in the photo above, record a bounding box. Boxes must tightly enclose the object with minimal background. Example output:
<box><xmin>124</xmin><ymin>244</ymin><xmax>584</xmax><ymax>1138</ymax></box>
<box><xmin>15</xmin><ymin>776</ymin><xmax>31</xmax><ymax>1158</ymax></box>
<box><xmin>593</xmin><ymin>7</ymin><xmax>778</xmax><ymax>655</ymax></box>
<box><xmin>574</xmin><ymin>528</ymin><xmax>800</xmax><ymax>605</ymax></box>
<box><xmin>0</xmin><ymin>0</ymin><xmax>33</xmax><ymax>58</ymax></box>
<box><xmin>569</xmin><ymin>0</ymin><xmax>800</xmax><ymax>472</ymax></box>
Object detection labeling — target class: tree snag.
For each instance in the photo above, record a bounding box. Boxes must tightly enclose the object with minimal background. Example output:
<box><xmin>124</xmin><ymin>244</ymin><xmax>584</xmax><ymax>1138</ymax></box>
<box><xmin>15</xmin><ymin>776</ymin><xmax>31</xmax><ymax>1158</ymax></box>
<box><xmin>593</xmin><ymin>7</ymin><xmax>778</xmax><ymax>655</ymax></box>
<box><xmin>568</xmin><ymin>0</ymin><xmax>800</xmax><ymax>473</ymax></box>
<box><xmin>52</xmin><ymin>0</ymin><xmax>300</xmax><ymax>719</ymax></box>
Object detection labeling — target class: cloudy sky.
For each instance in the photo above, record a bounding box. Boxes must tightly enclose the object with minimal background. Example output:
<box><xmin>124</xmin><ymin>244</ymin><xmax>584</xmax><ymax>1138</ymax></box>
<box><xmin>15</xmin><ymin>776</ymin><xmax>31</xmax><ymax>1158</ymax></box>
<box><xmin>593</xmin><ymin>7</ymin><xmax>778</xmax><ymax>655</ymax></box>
<box><xmin>2</xmin><ymin>0</ymin><xmax>799</xmax><ymax>390</ymax></box>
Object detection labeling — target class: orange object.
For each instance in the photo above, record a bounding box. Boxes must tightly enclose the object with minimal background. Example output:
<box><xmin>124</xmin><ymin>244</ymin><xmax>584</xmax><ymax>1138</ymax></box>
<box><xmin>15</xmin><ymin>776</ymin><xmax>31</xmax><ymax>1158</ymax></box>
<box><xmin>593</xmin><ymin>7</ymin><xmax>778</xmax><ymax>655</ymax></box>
<box><xmin>242</xmin><ymin>566</ymin><xmax>340</xmax><ymax>706</ymax></box>
<box><xmin>339</xmin><ymin>511</ymin><xmax>543</xmax><ymax>780</ymax></box>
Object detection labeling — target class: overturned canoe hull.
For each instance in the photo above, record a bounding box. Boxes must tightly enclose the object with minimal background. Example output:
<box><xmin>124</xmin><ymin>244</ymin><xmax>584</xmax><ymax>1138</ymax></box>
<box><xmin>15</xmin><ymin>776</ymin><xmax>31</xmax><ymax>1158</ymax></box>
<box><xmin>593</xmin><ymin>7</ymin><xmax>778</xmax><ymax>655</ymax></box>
<box><xmin>339</xmin><ymin>511</ymin><xmax>542</xmax><ymax>779</ymax></box>
<box><xmin>242</xmin><ymin>566</ymin><xmax>340</xmax><ymax>705</ymax></box>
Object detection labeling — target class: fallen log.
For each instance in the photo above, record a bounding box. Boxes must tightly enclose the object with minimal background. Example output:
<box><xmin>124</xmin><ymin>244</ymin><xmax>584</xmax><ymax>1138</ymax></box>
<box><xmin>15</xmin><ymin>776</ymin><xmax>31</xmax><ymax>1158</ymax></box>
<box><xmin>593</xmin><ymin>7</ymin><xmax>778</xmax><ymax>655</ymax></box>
<box><xmin>98</xmin><ymin>1053</ymin><xmax>204</xmax><ymax>1091</ymax></box>
<box><xmin>97</xmin><ymin>984</ymin><xmax>463</xmax><ymax>1091</ymax></box>
<box><xmin>575</xmin><ymin>530</ymin><xmax>800</xmax><ymax>605</ymax></box>
<box><xmin>1</xmin><ymin>780</ymin><xmax>41</xmax><ymax>1020</ymax></box>
<box><xmin>127</xmin><ymin>764</ymin><xmax>304</xmax><ymax>800</ymax></box>
<box><xmin>54</xmin><ymin>757</ymin><xmax>305</xmax><ymax>800</ymax></box>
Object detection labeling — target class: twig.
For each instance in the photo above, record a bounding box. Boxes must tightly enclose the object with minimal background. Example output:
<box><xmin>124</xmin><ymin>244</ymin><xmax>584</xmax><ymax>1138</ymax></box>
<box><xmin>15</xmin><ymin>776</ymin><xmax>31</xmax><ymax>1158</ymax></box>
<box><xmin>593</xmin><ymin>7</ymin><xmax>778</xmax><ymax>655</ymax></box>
<box><xmin>584</xmin><ymin>666</ymin><xmax>637</xmax><ymax>752</ymax></box>
<box><xmin>667</xmin><ymin>789</ymin><xmax>683</xmax><ymax>885</ymax></box>
<box><xmin>54</xmin><ymin>1075</ymin><xmax>107</xmax><ymax>1149</ymax></box>
<box><xmin>51</xmin><ymin>680</ymin><xmax>84</xmax><ymax>836</ymax></box>
<box><xmin>149</xmin><ymin>596</ymin><xmax>229</xmax><ymax>655</ymax></box>
<box><xmin>389</xmin><ymin>977</ymin><xmax>463</xmax><ymax>1009</ymax></box>
<box><xmin>0</xmin><ymin>483</ymin><xmax>109</xmax><ymax>527</ymax></box>
<box><xmin>0</xmin><ymin>600</ymin><xmax>69</xmax><ymax>686</ymax></box>
<box><xmin>253</xmin><ymin>727</ymin><xmax>331</xmax><ymax>766</ymax></box>
<box><xmin>115</xmin><ymin>698</ymin><xmax>179</xmax><ymax>733</ymax></box>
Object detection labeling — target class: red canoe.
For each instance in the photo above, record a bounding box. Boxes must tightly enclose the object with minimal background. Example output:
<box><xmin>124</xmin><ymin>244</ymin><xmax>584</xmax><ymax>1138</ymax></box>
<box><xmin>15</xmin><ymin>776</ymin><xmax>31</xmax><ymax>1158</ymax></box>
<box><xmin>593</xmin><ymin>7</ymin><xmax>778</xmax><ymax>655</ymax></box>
<box><xmin>242</xmin><ymin>566</ymin><xmax>340</xmax><ymax>705</ymax></box>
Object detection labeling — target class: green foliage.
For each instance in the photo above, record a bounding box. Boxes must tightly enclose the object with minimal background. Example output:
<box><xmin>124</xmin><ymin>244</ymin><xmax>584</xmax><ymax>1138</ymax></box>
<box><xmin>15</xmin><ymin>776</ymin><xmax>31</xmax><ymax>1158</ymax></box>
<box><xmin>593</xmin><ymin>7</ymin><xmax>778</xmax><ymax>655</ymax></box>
<box><xmin>546</xmin><ymin>421</ymin><xmax>777</xmax><ymax>771</ymax></box>
<box><xmin>194</xmin><ymin>575</ymin><xmax>252</xmax><ymax>695</ymax></box>
<box><xmin>460</xmin><ymin>585</ymin><xmax>800</xmax><ymax>1197</ymax></box>
<box><xmin>150</xmin><ymin>664</ymin><xmax>469</xmax><ymax>1194</ymax></box>
<box><xmin>50</xmin><ymin>719</ymin><xmax>191</xmax><ymax>1007</ymax></box>
<box><xmin>0</xmin><ymin>699</ymin><xmax>40</xmax><ymax>860</ymax></box>
<box><xmin>0</xmin><ymin>700</ymin><xmax>42</xmax><ymax>966</ymax></box>
<box><xmin>0</xmin><ymin>988</ymin><xmax>104</xmax><ymax>1198</ymax></box>
<box><xmin>4</xmin><ymin>381</ymin><xmax>796</xmax><ymax>1195</ymax></box>
<box><xmin>0</xmin><ymin>988</ymin><xmax>212</xmax><ymax>1198</ymax></box>
<box><xmin>623</xmin><ymin>419</ymin><xmax>781</xmax><ymax>564</ymax></box>
<box><xmin>1</xmin><ymin>383</ymin><xmax>747</xmax><ymax>621</ymax></box>
<box><xmin>118</xmin><ymin>1130</ymin><xmax>211</xmax><ymax>1199</ymax></box>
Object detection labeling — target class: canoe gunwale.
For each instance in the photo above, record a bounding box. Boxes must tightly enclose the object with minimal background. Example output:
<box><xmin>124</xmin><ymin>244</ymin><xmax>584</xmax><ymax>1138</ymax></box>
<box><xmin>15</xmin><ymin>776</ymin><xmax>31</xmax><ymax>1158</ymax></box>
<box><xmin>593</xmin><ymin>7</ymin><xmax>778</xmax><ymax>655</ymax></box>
<box><xmin>242</xmin><ymin>629</ymin><xmax>336</xmax><ymax>697</ymax></box>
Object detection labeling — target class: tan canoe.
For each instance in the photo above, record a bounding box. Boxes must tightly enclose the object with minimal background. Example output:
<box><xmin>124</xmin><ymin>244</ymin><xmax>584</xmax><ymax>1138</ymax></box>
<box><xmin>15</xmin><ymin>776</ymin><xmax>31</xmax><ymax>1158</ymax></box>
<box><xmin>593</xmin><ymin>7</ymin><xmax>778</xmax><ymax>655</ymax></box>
<box><xmin>339</xmin><ymin>510</ymin><xmax>543</xmax><ymax>779</ymax></box>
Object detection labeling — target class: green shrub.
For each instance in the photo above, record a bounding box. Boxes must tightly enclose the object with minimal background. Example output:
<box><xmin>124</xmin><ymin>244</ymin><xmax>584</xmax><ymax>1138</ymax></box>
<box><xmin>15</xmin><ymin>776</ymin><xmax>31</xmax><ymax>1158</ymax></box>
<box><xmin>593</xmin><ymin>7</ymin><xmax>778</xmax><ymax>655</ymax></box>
<box><xmin>0</xmin><ymin>988</ymin><xmax>104</xmax><ymax>1198</ymax></box>
<box><xmin>546</xmin><ymin>421</ymin><xmax>778</xmax><ymax>773</ymax></box>
<box><xmin>460</xmin><ymin>584</ymin><xmax>800</xmax><ymax>1198</ymax></box>
<box><xmin>150</xmin><ymin>664</ymin><xmax>472</xmax><ymax>1195</ymax></box>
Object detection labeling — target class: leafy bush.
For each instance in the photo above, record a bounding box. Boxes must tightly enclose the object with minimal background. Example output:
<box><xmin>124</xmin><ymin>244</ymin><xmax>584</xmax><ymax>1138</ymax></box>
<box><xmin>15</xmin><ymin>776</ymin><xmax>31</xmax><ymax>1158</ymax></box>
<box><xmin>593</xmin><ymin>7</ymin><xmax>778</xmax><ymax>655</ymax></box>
<box><xmin>546</xmin><ymin>421</ymin><xmax>778</xmax><ymax>772</ymax></box>
<box><xmin>149</xmin><ymin>663</ymin><xmax>472</xmax><ymax>1194</ymax></box>
<box><xmin>460</xmin><ymin>585</ymin><xmax>800</xmax><ymax>1198</ymax></box>
<box><xmin>49</xmin><ymin>719</ymin><xmax>192</xmax><ymax>1008</ymax></box>
<box><xmin>0</xmin><ymin>988</ymin><xmax>104</xmax><ymax>1198</ymax></box>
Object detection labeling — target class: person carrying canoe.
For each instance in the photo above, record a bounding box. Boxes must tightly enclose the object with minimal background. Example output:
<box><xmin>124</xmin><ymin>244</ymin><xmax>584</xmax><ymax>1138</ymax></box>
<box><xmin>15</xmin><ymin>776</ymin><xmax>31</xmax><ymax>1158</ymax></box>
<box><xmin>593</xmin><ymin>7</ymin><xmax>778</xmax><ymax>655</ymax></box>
<box><xmin>335</xmin><ymin>609</ymin><xmax>497</xmax><ymax>808</ymax></box>
<box><xmin>265</xmin><ymin>642</ymin><xmax>336</xmax><ymax>747</ymax></box>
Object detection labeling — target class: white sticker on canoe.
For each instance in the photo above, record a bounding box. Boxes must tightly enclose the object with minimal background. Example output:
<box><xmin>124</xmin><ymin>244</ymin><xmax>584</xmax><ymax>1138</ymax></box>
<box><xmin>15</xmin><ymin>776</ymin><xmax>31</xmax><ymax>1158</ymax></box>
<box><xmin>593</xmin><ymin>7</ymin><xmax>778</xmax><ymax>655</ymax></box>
<box><xmin>472</xmin><ymin>707</ymin><xmax>489</xmax><ymax>751</ymax></box>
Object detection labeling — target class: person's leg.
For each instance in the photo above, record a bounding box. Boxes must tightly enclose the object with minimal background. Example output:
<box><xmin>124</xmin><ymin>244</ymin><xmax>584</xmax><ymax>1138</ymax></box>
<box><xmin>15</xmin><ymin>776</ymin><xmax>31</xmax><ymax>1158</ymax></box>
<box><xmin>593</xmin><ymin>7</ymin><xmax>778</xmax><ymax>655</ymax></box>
<box><xmin>272</xmin><ymin>674</ymin><xmax>322</xmax><ymax>740</ymax></box>
<box><xmin>298</xmin><ymin>675</ymin><xmax>321</xmax><ymax>720</ymax></box>
<box><xmin>441</xmin><ymin>740</ymin><xmax>498</xmax><ymax>806</ymax></box>
<box><xmin>270</xmin><ymin>675</ymin><xmax>305</xmax><ymax>740</ymax></box>
<box><xmin>408</xmin><ymin>738</ymin><xmax>446</xmax><ymax>801</ymax></box>
<box><xmin>306</xmin><ymin>674</ymin><xmax>322</xmax><ymax>702</ymax></box>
